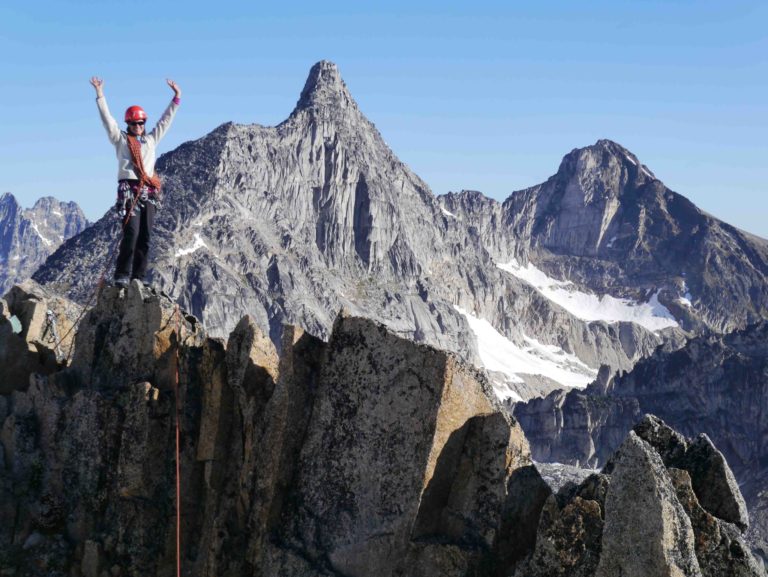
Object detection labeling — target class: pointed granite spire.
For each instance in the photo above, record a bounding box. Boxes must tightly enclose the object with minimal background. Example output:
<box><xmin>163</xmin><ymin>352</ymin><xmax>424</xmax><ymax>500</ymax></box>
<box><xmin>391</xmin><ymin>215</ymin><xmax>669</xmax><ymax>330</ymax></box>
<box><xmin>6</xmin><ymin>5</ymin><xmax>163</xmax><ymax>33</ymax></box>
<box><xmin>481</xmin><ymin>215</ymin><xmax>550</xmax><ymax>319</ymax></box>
<box><xmin>545</xmin><ymin>139</ymin><xmax>660</xmax><ymax>206</ymax></box>
<box><xmin>294</xmin><ymin>60</ymin><xmax>357</xmax><ymax>114</ymax></box>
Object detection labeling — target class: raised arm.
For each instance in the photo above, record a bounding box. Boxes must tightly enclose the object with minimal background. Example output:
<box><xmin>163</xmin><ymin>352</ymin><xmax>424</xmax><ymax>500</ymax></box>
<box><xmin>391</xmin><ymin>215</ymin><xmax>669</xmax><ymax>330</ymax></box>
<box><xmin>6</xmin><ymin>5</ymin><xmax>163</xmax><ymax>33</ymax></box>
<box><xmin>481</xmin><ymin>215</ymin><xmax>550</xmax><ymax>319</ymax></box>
<box><xmin>91</xmin><ymin>77</ymin><xmax>121</xmax><ymax>145</ymax></box>
<box><xmin>149</xmin><ymin>79</ymin><xmax>182</xmax><ymax>143</ymax></box>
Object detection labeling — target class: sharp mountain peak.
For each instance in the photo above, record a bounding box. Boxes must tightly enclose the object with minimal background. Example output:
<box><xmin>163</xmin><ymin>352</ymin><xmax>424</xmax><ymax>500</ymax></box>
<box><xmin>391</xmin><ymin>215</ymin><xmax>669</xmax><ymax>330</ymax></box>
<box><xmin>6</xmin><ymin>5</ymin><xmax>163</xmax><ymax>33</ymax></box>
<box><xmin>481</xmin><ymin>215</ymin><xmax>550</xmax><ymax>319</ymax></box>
<box><xmin>294</xmin><ymin>60</ymin><xmax>357</xmax><ymax>114</ymax></box>
<box><xmin>0</xmin><ymin>192</ymin><xmax>19</xmax><ymax>207</ymax></box>
<box><xmin>591</xmin><ymin>138</ymin><xmax>633</xmax><ymax>155</ymax></box>
<box><xmin>558</xmin><ymin>139</ymin><xmax>657</xmax><ymax>180</ymax></box>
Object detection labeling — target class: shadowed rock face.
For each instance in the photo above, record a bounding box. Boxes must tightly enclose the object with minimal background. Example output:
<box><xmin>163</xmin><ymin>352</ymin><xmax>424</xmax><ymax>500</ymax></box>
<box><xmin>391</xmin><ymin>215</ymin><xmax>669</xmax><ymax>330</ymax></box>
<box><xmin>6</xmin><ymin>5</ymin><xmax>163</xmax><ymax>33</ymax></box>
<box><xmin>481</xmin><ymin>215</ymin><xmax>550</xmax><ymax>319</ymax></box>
<box><xmin>1</xmin><ymin>286</ymin><xmax>763</xmax><ymax>576</ymax></box>
<box><xmin>0</xmin><ymin>193</ymin><xmax>88</xmax><ymax>295</ymax></box>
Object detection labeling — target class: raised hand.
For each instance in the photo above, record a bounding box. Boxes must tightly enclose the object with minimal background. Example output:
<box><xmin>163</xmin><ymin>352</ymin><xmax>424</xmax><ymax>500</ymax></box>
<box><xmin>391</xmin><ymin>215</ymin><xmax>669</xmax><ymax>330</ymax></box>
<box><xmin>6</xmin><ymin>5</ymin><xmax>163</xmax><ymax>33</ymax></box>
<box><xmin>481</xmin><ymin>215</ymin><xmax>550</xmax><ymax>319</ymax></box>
<box><xmin>90</xmin><ymin>76</ymin><xmax>104</xmax><ymax>97</ymax></box>
<box><xmin>166</xmin><ymin>79</ymin><xmax>182</xmax><ymax>99</ymax></box>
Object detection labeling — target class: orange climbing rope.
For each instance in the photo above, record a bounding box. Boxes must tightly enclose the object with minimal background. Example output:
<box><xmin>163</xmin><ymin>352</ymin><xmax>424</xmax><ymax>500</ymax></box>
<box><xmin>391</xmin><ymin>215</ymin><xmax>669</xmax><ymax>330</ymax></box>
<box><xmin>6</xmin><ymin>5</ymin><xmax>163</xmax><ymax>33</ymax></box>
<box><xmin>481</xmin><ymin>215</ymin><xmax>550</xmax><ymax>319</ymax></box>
<box><xmin>173</xmin><ymin>304</ymin><xmax>183</xmax><ymax>577</ymax></box>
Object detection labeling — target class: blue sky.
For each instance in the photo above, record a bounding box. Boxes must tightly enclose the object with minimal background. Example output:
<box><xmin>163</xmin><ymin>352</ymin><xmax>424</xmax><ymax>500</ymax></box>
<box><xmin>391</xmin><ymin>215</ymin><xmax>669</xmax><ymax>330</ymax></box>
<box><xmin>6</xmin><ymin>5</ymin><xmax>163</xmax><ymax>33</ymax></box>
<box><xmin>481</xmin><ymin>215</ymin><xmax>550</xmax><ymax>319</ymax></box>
<box><xmin>1</xmin><ymin>0</ymin><xmax>766</xmax><ymax>237</ymax></box>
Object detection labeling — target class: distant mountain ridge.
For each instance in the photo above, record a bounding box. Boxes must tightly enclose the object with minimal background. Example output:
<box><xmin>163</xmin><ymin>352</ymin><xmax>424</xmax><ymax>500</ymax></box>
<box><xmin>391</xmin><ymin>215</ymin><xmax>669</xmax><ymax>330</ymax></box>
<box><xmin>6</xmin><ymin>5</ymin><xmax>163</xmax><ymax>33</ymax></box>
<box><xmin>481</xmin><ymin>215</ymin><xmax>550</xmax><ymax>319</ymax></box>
<box><xmin>32</xmin><ymin>61</ymin><xmax>768</xmax><ymax>401</ymax></box>
<box><xmin>441</xmin><ymin>139</ymin><xmax>768</xmax><ymax>333</ymax></box>
<box><xmin>0</xmin><ymin>193</ymin><xmax>88</xmax><ymax>295</ymax></box>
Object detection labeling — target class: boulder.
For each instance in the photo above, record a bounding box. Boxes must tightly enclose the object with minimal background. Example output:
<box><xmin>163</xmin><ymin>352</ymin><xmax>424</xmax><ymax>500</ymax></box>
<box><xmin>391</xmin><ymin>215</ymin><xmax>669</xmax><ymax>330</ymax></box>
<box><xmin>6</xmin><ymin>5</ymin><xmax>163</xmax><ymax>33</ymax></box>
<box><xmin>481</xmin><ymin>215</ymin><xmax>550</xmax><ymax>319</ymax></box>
<box><xmin>633</xmin><ymin>413</ymin><xmax>689</xmax><ymax>466</ymax></box>
<box><xmin>633</xmin><ymin>415</ymin><xmax>750</xmax><ymax>530</ymax></box>
<box><xmin>272</xmin><ymin>312</ymin><xmax>515</xmax><ymax>577</ymax></box>
<box><xmin>669</xmin><ymin>468</ymin><xmax>766</xmax><ymax>577</ymax></box>
<box><xmin>512</xmin><ymin>472</ymin><xmax>608</xmax><ymax>577</ymax></box>
<box><xmin>681</xmin><ymin>434</ymin><xmax>750</xmax><ymax>530</ymax></box>
<box><xmin>595</xmin><ymin>431</ymin><xmax>702</xmax><ymax>577</ymax></box>
<box><xmin>516</xmin><ymin>495</ymin><xmax>604</xmax><ymax>577</ymax></box>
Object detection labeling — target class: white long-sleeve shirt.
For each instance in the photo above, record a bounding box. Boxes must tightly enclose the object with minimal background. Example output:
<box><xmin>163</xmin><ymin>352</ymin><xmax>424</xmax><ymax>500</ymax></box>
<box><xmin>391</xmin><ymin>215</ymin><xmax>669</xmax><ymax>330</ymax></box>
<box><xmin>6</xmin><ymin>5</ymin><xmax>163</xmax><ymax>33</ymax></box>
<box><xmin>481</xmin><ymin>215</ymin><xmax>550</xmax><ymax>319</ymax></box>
<box><xmin>96</xmin><ymin>95</ymin><xmax>179</xmax><ymax>181</ymax></box>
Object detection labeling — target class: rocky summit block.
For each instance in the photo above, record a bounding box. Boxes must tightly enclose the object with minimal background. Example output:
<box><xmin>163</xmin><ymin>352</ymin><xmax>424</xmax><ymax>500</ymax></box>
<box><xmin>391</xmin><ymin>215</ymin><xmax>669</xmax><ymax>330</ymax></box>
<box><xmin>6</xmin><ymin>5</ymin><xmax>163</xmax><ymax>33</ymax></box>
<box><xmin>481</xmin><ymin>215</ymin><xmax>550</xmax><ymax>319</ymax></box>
<box><xmin>595</xmin><ymin>431</ymin><xmax>702</xmax><ymax>577</ymax></box>
<box><xmin>69</xmin><ymin>280</ymin><xmax>204</xmax><ymax>390</ymax></box>
<box><xmin>0</xmin><ymin>283</ymin><xmax>228</xmax><ymax>576</ymax></box>
<box><xmin>271</xmin><ymin>312</ymin><xmax>532</xmax><ymax>577</ymax></box>
<box><xmin>1</xmin><ymin>283</ymin><xmax>538</xmax><ymax>577</ymax></box>
<box><xmin>634</xmin><ymin>414</ymin><xmax>749</xmax><ymax>530</ymax></box>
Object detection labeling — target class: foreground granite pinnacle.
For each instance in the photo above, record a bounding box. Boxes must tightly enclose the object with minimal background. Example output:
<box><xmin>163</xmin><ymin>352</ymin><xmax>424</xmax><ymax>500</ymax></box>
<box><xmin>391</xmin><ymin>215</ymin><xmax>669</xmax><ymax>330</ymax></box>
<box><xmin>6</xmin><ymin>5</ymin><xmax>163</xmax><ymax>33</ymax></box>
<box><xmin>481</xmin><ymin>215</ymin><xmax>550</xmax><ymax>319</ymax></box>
<box><xmin>0</xmin><ymin>284</ymin><xmax>764</xmax><ymax>576</ymax></box>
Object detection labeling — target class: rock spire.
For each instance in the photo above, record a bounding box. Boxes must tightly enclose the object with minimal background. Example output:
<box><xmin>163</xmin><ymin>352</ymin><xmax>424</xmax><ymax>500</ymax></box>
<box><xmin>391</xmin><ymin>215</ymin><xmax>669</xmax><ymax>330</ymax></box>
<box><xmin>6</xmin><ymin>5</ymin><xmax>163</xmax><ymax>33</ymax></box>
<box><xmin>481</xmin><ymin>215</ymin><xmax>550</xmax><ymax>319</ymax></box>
<box><xmin>294</xmin><ymin>59</ymin><xmax>357</xmax><ymax>114</ymax></box>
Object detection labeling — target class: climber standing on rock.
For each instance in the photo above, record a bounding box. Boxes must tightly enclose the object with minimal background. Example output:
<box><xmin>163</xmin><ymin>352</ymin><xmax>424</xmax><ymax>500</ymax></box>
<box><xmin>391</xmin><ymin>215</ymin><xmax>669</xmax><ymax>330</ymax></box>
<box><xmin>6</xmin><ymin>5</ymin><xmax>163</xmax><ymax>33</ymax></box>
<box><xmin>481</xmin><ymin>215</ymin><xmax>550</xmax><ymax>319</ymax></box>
<box><xmin>90</xmin><ymin>76</ymin><xmax>181</xmax><ymax>289</ymax></box>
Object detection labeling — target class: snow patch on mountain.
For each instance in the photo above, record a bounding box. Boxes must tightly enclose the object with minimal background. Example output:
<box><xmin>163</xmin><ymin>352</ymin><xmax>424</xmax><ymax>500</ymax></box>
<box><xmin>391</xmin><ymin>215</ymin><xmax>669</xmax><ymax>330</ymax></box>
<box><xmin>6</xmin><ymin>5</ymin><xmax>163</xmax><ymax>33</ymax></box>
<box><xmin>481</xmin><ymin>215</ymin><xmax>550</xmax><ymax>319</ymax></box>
<box><xmin>642</xmin><ymin>166</ymin><xmax>653</xmax><ymax>178</ymax></box>
<box><xmin>455</xmin><ymin>306</ymin><xmax>597</xmax><ymax>402</ymax></box>
<box><xmin>497</xmin><ymin>259</ymin><xmax>678</xmax><ymax>332</ymax></box>
<box><xmin>175</xmin><ymin>233</ymin><xmax>208</xmax><ymax>258</ymax></box>
<box><xmin>499</xmin><ymin>258</ymin><xmax>572</xmax><ymax>289</ymax></box>
<box><xmin>31</xmin><ymin>222</ymin><xmax>53</xmax><ymax>247</ymax></box>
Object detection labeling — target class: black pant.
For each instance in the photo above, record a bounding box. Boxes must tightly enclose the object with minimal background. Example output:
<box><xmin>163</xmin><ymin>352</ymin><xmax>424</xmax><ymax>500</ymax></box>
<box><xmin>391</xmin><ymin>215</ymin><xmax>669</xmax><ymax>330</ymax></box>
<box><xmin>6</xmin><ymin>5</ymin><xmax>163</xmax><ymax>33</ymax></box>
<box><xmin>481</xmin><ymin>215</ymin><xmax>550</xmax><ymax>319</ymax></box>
<box><xmin>115</xmin><ymin>201</ymin><xmax>156</xmax><ymax>281</ymax></box>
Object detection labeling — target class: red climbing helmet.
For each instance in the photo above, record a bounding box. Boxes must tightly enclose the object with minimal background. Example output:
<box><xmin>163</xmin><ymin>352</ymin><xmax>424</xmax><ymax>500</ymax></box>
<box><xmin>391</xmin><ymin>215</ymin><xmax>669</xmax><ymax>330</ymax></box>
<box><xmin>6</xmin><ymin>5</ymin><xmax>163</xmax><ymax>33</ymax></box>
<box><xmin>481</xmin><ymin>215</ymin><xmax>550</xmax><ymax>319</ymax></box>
<box><xmin>124</xmin><ymin>106</ymin><xmax>147</xmax><ymax>123</ymax></box>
